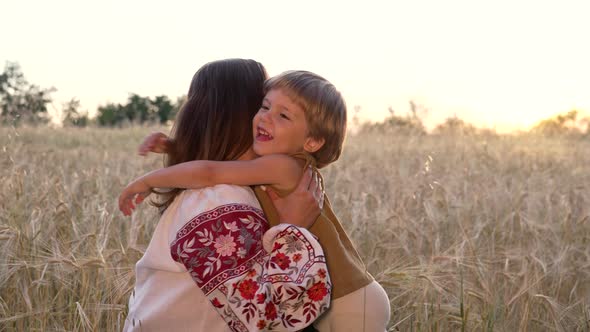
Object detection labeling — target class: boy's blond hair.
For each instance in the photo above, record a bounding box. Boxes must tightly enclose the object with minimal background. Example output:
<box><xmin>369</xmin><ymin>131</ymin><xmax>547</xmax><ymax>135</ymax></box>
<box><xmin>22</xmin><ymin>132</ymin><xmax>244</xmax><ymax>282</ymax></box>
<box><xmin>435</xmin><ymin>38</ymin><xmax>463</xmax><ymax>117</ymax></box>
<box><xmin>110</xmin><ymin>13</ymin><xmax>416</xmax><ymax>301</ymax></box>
<box><xmin>264</xmin><ymin>70</ymin><xmax>347</xmax><ymax>168</ymax></box>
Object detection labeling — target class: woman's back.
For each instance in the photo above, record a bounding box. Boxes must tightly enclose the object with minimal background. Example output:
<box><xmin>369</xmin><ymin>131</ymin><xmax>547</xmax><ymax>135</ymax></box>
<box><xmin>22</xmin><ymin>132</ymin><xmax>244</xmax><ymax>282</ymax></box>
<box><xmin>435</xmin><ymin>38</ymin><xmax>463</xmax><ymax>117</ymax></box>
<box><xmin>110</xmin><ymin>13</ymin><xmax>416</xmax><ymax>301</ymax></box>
<box><xmin>125</xmin><ymin>185</ymin><xmax>265</xmax><ymax>332</ymax></box>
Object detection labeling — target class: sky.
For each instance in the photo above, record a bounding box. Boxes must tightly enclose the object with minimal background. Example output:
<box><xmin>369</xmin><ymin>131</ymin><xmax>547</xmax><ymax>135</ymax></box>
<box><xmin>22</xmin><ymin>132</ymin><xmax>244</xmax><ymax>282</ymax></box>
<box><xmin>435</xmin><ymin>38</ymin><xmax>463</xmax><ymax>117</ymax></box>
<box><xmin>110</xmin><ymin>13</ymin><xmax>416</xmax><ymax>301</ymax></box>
<box><xmin>2</xmin><ymin>0</ymin><xmax>589</xmax><ymax>132</ymax></box>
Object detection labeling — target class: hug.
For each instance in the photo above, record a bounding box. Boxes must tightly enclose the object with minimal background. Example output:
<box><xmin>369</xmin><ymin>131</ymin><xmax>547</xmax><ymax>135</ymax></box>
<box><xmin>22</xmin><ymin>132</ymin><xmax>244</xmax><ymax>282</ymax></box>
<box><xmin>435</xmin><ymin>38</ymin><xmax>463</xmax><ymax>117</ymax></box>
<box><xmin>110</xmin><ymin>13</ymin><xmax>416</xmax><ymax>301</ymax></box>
<box><xmin>119</xmin><ymin>58</ymin><xmax>390</xmax><ymax>331</ymax></box>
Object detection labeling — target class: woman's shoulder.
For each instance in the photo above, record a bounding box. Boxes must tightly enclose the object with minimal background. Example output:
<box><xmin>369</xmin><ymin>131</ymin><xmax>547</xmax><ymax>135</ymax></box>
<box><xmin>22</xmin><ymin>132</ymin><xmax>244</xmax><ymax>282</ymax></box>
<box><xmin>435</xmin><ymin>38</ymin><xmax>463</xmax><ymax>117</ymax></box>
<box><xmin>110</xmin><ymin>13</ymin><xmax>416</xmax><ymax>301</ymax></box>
<box><xmin>165</xmin><ymin>185</ymin><xmax>264</xmax><ymax>232</ymax></box>
<box><xmin>255</xmin><ymin>154</ymin><xmax>304</xmax><ymax>192</ymax></box>
<box><xmin>156</xmin><ymin>185</ymin><xmax>263</xmax><ymax>240</ymax></box>
<box><xmin>178</xmin><ymin>184</ymin><xmax>260</xmax><ymax>209</ymax></box>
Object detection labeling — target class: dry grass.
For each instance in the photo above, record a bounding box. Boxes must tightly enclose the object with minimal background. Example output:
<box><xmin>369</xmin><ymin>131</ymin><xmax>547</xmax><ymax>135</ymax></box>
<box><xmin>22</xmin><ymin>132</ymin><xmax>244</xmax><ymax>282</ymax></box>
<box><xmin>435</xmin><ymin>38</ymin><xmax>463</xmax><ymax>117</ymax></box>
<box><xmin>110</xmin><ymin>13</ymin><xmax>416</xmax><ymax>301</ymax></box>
<box><xmin>1</xmin><ymin>126</ymin><xmax>589</xmax><ymax>331</ymax></box>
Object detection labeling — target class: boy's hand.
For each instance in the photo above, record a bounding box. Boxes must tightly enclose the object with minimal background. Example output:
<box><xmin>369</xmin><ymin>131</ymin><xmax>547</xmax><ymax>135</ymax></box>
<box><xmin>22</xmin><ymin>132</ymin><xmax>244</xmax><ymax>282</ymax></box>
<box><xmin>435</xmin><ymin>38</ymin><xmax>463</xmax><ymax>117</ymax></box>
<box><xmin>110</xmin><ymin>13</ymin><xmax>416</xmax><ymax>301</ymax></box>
<box><xmin>264</xmin><ymin>168</ymin><xmax>323</xmax><ymax>229</ymax></box>
<box><xmin>139</xmin><ymin>132</ymin><xmax>170</xmax><ymax>156</ymax></box>
<box><xmin>119</xmin><ymin>178</ymin><xmax>152</xmax><ymax>216</ymax></box>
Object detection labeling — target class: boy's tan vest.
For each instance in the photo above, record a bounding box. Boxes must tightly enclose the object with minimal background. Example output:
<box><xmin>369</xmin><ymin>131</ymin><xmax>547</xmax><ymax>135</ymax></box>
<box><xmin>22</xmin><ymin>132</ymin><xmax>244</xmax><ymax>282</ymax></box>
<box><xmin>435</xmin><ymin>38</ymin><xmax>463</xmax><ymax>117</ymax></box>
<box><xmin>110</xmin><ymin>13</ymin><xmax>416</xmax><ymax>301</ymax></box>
<box><xmin>253</xmin><ymin>152</ymin><xmax>373</xmax><ymax>299</ymax></box>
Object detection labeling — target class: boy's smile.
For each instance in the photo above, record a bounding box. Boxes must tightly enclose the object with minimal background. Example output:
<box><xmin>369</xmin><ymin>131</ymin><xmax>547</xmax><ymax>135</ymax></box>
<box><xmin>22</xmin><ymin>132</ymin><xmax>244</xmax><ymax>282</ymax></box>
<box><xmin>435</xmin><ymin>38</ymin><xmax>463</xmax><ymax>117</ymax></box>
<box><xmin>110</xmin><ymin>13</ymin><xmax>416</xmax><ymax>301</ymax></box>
<box><xmin>255</xmin><ymin>127</ymin><xmax>273</xmax><ymax>141</ymax></box>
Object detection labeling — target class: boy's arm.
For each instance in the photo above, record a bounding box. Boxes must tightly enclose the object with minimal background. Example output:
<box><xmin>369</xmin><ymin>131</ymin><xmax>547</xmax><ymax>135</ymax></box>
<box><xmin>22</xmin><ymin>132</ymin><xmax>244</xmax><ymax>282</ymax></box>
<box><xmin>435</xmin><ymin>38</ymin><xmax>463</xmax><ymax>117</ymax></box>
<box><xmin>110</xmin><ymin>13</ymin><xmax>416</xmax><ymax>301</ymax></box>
<box><xmin>138</xmin><ymin>132</ymin><xmax>171</xmax><ymax>156</ymax></box>
<box><xmin>140</xmin><ymin>154</ymin><xmax>300</xmax><ymax>190</ymax></box>
<box><xmin>119</xmin><ymin>155</ymin><xmax>302</xmax><ymax>216</ymax></box>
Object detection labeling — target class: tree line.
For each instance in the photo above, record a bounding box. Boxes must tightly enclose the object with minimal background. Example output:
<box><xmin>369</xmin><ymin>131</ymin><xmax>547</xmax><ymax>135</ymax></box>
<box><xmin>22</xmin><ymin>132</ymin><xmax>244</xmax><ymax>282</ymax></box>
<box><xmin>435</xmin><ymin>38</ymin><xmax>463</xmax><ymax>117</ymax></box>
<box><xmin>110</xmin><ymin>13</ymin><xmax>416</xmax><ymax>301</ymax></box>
<box><xmin>1</xmin><ymin>61</ymin><xmax>588</xmax><ymax>136</ymax></box>
<box><xmin>356</xmin><ymin>103</ymin><xmax>589</xmax><ymax>137</ymax></box>
<box><xmin>0</xmin><ymin>62</ymin><xmax>184</xmax><ymax>127</ymax></box>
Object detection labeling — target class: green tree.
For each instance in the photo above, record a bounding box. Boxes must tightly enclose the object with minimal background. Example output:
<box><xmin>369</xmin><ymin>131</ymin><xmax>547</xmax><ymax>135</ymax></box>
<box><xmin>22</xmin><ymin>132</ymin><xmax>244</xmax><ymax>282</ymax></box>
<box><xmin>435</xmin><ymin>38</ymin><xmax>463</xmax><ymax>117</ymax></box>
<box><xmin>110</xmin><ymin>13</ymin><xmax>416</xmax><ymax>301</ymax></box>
<box><xmin>152</xmin><ymin>95</ymin><xmax>175</xmax><ymax>124</ymax></box>
<box><xmin>96</xmin><ymin>103</ymin><xmax>125</xmax><ymax>126</ymax></box>
<box><xmin>62</xmin><ymin>98</ymin><xmax>89</xmax><ymax>127</ymax></box>
<box><xmin>124</xmin><ymin>94</ymin><xmax>153</xmax><ymax>123</ymax></box>
<box><xmin>0</xmin><ymin>62</ymin><xmax>55</xmax><ymax>125</ymax></box>
<box><xmin>96</xmin><ymin>93</ymin><xmax>184</xmax><ymax>126</ymax></box>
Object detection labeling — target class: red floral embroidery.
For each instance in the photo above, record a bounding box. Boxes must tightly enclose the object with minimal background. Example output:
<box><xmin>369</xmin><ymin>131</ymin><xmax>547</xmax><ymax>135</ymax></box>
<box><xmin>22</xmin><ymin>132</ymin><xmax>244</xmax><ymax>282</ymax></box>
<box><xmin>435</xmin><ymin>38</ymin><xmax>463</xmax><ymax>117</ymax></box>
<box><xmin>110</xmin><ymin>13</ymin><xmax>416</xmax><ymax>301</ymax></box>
<box><xmin>271</xmin><ymin>252</ymin><xmax>291</xmax><ymax>270</ymax></box>
<box><xmin>214</xmin><ymin>234</ymin><xmax>236</xmax><ymax>256</ymax></box>
<box><xmin>237</xmin><ymin>279</ymin><xmax>259</xmax><ymax>300</ymax></box>
<box><xmin>170</xmin><ymin>204</ymin><xmax>267</xmax><ymax>295</ymax></box>
<box><xmin>307</xmin><ymin>281</ymin><xmax>329</xmax><ymax>302</ymax></box>
<box><xmin>171</xmin><ymin>204</ymin><xmax>331</xmax><ymax>332</ymax></box>
<box><xmin>211</xmin><ymin>297</ymin><xmax>224</xmax><ymax>308</ymax></box>
<box><xmin>264</xmin><ymin>302</ymin><xmax>278</xmax><ymax>321</ymax></box>
<box><xmin>272</xmin><ymin>242</ymin><xmax>284</xmax><ymax>251</ymax></box>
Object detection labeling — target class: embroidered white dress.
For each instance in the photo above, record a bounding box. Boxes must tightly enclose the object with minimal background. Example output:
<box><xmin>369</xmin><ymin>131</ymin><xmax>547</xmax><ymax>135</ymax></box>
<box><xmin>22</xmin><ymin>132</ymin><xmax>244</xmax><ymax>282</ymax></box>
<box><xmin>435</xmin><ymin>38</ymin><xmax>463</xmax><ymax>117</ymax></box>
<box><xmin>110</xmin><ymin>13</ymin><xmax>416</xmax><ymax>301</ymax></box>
<box><xmin>124</xmin><ymin>185</ymin><xmax>330</xmax><ymax>332</ymax></box>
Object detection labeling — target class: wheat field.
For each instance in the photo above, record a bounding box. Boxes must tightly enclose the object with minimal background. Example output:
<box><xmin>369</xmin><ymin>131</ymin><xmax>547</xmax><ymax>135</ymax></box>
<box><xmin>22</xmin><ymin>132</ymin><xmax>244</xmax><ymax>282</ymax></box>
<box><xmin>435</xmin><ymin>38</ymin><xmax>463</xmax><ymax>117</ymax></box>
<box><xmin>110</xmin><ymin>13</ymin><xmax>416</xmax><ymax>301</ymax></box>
<box><xmin>0</xmin><ymin>126</ymin><xmax>589</xmax><ymax>331</ymax></box>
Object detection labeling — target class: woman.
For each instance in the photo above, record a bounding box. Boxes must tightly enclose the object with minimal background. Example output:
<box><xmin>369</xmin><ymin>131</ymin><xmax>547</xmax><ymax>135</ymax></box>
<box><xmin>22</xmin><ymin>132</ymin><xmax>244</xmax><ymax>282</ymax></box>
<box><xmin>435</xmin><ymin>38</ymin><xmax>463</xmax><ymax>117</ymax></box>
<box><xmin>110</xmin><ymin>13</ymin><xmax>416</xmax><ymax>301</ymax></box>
<box><xmin>122</xmin><ymin>59</ymin><xmax>329</xmax><ymax>331</ymax></box>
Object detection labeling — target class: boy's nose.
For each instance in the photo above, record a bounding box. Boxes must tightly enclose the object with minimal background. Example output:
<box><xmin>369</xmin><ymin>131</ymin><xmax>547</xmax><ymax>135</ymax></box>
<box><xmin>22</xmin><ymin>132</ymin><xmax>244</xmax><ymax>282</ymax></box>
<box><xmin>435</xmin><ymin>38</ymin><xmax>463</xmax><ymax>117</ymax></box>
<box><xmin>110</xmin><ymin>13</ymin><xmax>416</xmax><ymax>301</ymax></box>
<box><xmin>259</xmin><ymin>111</ymin><xmax>272</xmax><ymax>123</ymax></box>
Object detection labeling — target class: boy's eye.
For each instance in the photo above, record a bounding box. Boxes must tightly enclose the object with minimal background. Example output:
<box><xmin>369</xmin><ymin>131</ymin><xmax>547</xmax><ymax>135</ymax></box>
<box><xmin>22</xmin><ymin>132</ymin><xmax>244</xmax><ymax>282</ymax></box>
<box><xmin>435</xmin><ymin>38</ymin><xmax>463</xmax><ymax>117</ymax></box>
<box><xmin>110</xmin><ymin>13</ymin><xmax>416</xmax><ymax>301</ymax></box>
<box><xmin>260</xmin><ymin>105</ymin><xmax>270</xmax><ymax>111</ymax></box>
<box><xmin>280</xmin><ymin>113</ymin><xmax>290</xmax><ymax>120</ymax></box>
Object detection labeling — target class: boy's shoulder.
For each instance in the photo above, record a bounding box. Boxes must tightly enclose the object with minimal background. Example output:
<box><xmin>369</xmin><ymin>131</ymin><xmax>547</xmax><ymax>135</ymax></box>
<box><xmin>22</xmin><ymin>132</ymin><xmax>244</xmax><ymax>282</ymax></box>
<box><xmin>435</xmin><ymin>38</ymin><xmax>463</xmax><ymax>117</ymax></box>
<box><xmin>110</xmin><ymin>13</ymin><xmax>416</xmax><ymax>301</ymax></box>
<box><xmin>255</xmin><ymin>154</ymin><xmax>304</xmax><ymax>191</ymax></box>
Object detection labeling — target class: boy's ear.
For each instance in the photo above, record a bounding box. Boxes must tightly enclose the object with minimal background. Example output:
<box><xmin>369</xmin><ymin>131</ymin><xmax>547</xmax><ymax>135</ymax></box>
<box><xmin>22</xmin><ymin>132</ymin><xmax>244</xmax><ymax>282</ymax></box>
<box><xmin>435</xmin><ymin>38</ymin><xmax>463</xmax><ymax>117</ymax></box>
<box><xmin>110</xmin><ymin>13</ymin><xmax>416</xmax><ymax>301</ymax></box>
<box><xmin>303</xmin><ymin>136</ymin><xmax>325</xmax><ymax>153</ymax></box>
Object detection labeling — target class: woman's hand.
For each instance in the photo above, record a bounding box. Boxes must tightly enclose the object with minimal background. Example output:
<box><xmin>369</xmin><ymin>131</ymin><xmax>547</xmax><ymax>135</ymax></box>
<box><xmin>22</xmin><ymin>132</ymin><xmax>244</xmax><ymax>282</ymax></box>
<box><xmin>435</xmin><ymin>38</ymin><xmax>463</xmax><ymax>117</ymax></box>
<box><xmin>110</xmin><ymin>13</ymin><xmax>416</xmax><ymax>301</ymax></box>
<box><xmin>138</xmin><ymin>132</ymin><xmax>171</xmax><ymax>156</ymax></box>
<box><xmin>264</xmin><ymin>167</ymin><xmax>324</xmax><ymax>229</ymax></box>
<box><xmin>119</xmin><ymin>178</ymin><xmax>152</xmax><ymax>216</ymax></box>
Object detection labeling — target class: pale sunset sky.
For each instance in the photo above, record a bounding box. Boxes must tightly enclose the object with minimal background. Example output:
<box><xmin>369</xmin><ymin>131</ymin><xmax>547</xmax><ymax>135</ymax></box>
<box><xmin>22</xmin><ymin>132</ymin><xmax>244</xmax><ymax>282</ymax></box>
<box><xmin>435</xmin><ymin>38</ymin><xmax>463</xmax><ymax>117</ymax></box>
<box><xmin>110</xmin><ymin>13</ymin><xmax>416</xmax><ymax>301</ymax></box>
<box><xmin>2</xmin><ymin>0</ymin><xmax>589</xmax><ymax>132</ymax></box>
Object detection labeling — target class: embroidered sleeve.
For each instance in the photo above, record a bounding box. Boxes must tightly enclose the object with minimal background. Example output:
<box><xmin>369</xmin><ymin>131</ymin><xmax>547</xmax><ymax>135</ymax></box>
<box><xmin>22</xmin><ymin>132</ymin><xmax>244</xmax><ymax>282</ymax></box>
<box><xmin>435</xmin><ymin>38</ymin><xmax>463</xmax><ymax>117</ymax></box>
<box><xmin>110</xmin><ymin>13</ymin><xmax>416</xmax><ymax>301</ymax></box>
<box><xmin>170</xmin><ymin>204</ymin><xmax>331</xmax><ymax>332</ymax></box>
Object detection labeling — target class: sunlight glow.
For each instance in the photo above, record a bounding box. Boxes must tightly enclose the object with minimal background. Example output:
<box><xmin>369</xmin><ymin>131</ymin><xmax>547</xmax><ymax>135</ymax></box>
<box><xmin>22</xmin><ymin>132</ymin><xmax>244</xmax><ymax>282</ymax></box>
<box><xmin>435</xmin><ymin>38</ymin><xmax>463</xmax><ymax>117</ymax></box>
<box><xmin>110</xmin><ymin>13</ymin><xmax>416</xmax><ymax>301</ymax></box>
<box><xmin>1</xmin><ymin>0</ymin><xmax>589</xmax><ymax>132</ymax></box>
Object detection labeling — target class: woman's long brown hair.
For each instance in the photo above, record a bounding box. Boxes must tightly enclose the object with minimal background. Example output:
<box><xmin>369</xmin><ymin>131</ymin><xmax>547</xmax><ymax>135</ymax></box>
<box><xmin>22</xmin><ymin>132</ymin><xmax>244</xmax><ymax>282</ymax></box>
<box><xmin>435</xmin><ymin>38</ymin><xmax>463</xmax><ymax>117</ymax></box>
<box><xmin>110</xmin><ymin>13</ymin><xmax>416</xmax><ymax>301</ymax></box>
<box><xmin>154</xmin><ymin>59</ymin><xmax>267</xmax><ymax>212</ymax></box>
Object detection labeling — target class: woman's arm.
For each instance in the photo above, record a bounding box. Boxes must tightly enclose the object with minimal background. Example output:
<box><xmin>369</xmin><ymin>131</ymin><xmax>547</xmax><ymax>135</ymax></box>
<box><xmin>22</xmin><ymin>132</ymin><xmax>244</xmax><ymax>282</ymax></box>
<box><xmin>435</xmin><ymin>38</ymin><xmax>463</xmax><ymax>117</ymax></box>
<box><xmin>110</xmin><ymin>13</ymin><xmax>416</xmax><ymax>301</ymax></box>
<box><xmin>257</xmin><ymin>168</ymin><xmax>324</xmax><ymax>228</ymax></box>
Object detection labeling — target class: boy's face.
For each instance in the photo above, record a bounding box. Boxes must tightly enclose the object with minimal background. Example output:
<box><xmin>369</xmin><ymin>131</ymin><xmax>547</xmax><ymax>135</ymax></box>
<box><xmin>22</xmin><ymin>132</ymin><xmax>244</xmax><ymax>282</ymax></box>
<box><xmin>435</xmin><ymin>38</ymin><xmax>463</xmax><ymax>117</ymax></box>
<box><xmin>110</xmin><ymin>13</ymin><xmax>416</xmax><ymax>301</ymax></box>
<box><xmin>252</xmin><ymin>88</ymin><xmax>312</xmax><ymax>156</ymax></box>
